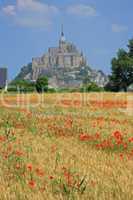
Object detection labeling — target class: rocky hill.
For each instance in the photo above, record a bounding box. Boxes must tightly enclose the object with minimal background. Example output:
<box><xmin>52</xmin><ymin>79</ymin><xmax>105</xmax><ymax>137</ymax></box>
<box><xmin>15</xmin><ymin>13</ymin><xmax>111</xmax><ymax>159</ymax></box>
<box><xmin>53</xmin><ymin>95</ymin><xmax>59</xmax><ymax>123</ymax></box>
<box><xmin>15</xmin><ymin>63</ymin><xmax>108</xmax><ymax>88</ymax></box>
<box><xmin>15</xmin><ymin>63</ymin><xmax>32</xmax><ymax>81</ymax></box>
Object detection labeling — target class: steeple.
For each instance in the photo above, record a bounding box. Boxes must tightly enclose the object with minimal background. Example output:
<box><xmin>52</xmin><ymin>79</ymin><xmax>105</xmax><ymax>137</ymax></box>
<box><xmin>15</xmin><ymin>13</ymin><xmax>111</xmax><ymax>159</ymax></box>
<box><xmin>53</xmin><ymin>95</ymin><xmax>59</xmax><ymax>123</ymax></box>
<box><xmin>60</xmin><ymin>24</ymin><xmax>65</xmax><ymax>42</ymax></box>
<box><xmin>61</xmin><ymin>24</ymin><xmax>64</xmax><ymax>37</ymax></box>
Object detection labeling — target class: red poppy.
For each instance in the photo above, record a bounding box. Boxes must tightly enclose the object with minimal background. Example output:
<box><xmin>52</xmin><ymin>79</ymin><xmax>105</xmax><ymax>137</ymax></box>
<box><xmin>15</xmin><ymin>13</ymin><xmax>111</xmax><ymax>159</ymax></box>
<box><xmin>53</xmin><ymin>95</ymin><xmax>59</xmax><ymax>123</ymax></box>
<box><xmin>28</xmin><ymin>180</ymin><xmax>36</xmax><ymax>188</ymax></box>
<box><xmin>27</xmin><ymin>164</ymin><xmax>32</xmax><ymax>171</ymax></box>
<box><xmin>113</xmin><ymin>131</ymin><xmax>123</xmax><ymax>141</ymax></box>
<box><xmin>128</xmin><ymin>137</ymin><xmax>133</xmax><ymax>143</ymax></box>
<box><xmin>120</xmin><ymin>153</ymin><xmax>124</xmax><ymax>160</ymax></box>
<box><xmin>35</xmin><ymin>168</ymin><xmax>44</xmax><ymax>177</ymax></box>
<box><xmin>95</xmin><ymin>133</ymin><xmax>101</xmax><ymax>139</ymax></box>
<box><xmin>0</xmin><ymin>136</ymin><xmax>6</xmax><ymax>142</ymax></box>
<box><xmin>15</xmin><ymin>150</ymin><xmax>23</xmax><ymax>156</ymax></box>
<box><xmin>123</xmin><ymin>143</ymin><xmax>128</xmax><ymax>149</ymax></box>
<box><xmin>79</xmin><ymin>134</ymin><xmax>92</xmax><ymax>141</ymax></box>
<box><xmin>16</xmin><ymin>164</ymin><xmax>21</xmax><ymax>170</ymax></box>
<box><xmin>4</xmin><ymin>154</ymin><xmax>8</xmax><ymax>159</ymax></box>
<box><xmin>49</xmin><ymin>176</ymin><xmax>54</xmax><ymax>180</ymax></box>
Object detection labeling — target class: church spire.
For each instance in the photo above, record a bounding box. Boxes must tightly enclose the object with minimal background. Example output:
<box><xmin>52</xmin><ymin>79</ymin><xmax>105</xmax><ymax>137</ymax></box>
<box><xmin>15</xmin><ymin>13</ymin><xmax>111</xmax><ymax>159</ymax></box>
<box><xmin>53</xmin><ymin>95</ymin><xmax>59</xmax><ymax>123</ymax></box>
<box><xmin>61</xmin><ymin>24</ymin><xmax>64</xmax><ymax>37</ymax></box>
<box><xmin>60</xmin><ymin>24</ymin><xmax>65</xmax><ymax>42</ymax></box>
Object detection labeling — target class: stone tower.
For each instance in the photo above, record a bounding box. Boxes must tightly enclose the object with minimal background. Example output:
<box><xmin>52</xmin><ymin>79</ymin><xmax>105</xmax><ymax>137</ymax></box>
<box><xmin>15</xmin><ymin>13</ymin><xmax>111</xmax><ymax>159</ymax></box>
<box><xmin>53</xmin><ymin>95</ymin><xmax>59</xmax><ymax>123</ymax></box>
<box><xmin>32</xmin><ymin>26</ymin><xmax>87</xmax><ymax>81</ymax></box>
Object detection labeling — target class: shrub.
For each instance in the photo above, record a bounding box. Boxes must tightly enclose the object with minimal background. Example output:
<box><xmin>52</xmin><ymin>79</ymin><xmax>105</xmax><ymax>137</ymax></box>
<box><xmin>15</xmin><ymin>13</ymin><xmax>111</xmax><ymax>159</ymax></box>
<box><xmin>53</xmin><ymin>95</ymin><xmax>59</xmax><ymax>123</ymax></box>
<box><xmin>81</xmin><ymin>82</ymin><xmax>104</xmax><ymax>92</ymax></box>
<box><xmin>35</xmin><ymin>76</ymin><xmax>48</xmax><ymax>93</ymax></box>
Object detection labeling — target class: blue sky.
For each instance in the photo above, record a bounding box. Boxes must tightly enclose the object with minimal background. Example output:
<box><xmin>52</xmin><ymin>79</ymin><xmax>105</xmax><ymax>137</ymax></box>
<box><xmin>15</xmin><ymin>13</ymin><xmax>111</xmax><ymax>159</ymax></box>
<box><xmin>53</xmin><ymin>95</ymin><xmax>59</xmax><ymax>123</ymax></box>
<box><xmin>0</xmin><ymin>0</ymin><xmax>133</xmax><ymax>80</ymax></box>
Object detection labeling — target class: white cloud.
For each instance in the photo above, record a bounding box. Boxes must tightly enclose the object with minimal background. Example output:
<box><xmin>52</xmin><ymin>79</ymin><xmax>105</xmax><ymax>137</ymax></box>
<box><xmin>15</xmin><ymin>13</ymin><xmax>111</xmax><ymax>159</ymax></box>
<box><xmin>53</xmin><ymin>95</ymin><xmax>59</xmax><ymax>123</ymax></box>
<box><xmin>112</xmin><ymin>24</ymin><xmax>128</xmax><ymax>33</ymax></box>
<box><xmin>67</xmin><ymin>4</ymin><xmax>97</xmax><ymax>17</ymax></box>
<box><xmin>2</xmin><ymin>5</ymin><xmax>16</xmax><ymax>16</ymax></box>
<box><xmin>1</xmin><ymin>0</ymin><xmax>59</xmax><ymax>28</ymax></box>
<box><xmin>16</xmin><ymin>0</ymin><xmax>58</xmax><ymax>13</ymax></box>
<box><xmin>15</xmin><ymin>14</ymin><xmax>51</xmax><ymax>28</ymax></box>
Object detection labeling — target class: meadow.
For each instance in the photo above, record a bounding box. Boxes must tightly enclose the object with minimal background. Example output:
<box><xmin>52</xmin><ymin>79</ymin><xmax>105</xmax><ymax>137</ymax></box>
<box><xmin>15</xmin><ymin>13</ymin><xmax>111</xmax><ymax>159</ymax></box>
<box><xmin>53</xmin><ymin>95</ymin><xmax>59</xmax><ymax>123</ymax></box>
<box><xmin>0</xmin><ymin>92</ymin><xmax>133</xmax><ymax>200</ymax></box>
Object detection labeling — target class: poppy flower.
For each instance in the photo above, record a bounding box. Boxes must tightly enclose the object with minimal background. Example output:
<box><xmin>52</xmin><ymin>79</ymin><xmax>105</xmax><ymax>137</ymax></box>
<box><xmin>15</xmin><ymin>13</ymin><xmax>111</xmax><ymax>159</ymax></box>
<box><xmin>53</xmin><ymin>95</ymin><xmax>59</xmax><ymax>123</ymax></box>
<box><xmin>16</xmin><ymin>164</ymin><xmax>21</xmax><ymax>170</ymax></box>
<box><xmin>27</xmin><ymin>164</ymin><xmax>32</xmax><ymax>171</ymax></box>
<box><xmin>15</xmin><ymin>150</ymin><xmax>23</xmax><ymax>156</ymax></box>
<box><xmin>113</xmin><ymin>131</ymin><xmax>123</xmax><ymax>141</ymax></box>
<box><xmin>49</xmin><ymin>176</ymin><xmax>54</xmax><ymax>180</ymax></box>
<box><xmin>35</xmin><ymin>168</ymin><xmax>44</xmax><ymax>177</ymax></box>
<box><xmin>128</xmin><ymin>137</ymin><xmax>133</xmax><ymax>143</ymax></box>
<box><xmin>28</xmin><ymin>180</ymin><xmax>36</xmax><ymax>188</ymax></box>
<box><xmin>120</xmin><ymin>153</ymin><xmax>124</xmax><ymax>160</ymax></box>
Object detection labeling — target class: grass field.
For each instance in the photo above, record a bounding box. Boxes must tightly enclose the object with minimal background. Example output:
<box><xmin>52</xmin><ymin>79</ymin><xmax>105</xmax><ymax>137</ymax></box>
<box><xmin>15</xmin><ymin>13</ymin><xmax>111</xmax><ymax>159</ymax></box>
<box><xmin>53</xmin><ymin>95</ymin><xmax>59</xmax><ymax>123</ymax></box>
<box><xmin>0</xmin><ymin>92</ymin><xmax>133</xmax><ymax>200</ymax></box>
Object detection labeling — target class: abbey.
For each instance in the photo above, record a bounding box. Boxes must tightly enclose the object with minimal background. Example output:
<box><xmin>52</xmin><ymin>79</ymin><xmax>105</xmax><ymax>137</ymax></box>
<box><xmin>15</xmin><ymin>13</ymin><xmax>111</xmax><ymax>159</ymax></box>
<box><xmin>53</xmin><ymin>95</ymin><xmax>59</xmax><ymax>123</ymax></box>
<box><xmin>32</xmin><ymin>26</ymin><xmax>86</xmax><ymax>81</ymax></box>
<box><xmin>15</xmin><ymin>27</ymin><xmax>108</xmax><ymax>88</ymax></box>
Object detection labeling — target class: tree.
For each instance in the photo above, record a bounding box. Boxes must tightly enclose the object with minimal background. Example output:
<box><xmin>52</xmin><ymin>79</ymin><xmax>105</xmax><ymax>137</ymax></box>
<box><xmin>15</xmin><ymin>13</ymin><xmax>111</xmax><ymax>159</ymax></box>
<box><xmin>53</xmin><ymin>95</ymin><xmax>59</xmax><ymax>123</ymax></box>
<box><xmin>81</xmin><ymin>82</ymin><xmax>103</xmax><ymax>92</ymax></box>
<box><xmin>104</xmin><ymin>79</ymin><xmax>119</xmax><ymax>92</ymax></box>
<box><xmin>86</xmin><ymin>82</ymin><xmax>103</xmax><ymax>92</ymax></box>
<box><xmin>128</xmin><ymin>39</ymin><xmax>133</xmax><ymax>57</ymax></box>
<box><xmin>110</xmin><ymin>43</ymin><xmax>133</xmax><ymax>92</ymax></box>
<box><xmin>35</xmin><ymin>76</ymin><xmax>48</xmax><ymax>93</ymax></box>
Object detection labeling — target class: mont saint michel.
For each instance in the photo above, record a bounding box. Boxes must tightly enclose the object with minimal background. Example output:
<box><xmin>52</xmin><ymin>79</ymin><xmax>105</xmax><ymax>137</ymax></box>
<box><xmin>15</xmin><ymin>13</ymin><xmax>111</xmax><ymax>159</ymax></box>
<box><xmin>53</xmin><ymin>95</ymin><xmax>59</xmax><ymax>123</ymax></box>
<box><xmin>32</xmin><ymin>26</ymin><xmax>86</xmax><ymax>81</ymax></box>
<box><xmin>15</xmin><ymin>27</ymin><xmax>108</xmax><ymax>88</ymax></box>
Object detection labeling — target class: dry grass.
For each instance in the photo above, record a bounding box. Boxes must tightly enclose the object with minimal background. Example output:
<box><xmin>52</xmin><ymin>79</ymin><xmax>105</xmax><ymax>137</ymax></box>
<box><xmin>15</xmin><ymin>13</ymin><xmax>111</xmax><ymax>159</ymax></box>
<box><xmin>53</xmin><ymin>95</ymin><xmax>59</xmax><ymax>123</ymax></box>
<box><xmin>0</xmin><ymin>92</ymin><xmax>133</xmax><ymax>200</ymax></box>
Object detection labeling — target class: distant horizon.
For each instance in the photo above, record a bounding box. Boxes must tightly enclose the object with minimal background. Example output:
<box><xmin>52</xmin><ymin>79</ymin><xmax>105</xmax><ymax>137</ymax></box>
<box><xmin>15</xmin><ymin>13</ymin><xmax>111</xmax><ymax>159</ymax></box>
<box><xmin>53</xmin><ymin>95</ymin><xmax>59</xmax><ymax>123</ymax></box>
<box><xmin>0</xmin><ymin>0</ymin><xmax>133</xmax><ymax>80</ymax></box>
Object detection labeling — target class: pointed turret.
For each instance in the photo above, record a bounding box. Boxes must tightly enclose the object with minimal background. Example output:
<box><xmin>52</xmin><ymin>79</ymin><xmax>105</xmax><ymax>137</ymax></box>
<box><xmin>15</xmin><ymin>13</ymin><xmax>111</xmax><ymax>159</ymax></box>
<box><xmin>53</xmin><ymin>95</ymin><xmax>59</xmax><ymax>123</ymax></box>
<box><xmin>61</xmin><ymin>24</ymin><xmax>64</xmax><ymax>37</ymax></box>
<box><xmin>60</xmin><ymin>24</ymin><xmax>66</xmax><ymax>42</ymax></box>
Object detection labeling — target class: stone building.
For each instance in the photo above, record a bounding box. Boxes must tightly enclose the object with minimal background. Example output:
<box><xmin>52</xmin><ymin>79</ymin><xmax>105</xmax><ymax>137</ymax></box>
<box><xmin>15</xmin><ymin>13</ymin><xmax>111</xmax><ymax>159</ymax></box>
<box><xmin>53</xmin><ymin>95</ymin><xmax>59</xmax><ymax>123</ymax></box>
<box><xmin>15</xmin><ymin>27</ymin><xmax>108</xmax><ymax>88</ymax></box>
<box><xmin>0</xmin><ymin>68</ymin><xmax>7</xmax><ymax>89</ymax></box>
<box><xmin>32</xmin><ymin>26</ymin><xmax>86</xmax><ymax>81</ymax></box>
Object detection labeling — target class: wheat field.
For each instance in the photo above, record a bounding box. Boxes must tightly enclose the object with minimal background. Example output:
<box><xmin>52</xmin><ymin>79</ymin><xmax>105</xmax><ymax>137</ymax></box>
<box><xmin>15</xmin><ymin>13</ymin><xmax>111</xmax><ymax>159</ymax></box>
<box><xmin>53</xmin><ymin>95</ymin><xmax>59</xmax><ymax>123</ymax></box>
<box><xmin>0</xmin><ymin>92</ymin><xmax>133</xmax><ymax>200</ymax></box>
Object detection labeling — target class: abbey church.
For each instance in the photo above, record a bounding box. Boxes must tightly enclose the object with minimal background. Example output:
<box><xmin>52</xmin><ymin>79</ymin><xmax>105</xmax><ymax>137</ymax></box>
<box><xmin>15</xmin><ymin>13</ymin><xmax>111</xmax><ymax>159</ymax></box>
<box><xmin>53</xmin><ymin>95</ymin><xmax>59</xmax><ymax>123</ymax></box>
<box><xmin>32</xmin><ymin>26</ymin><xmax>86</xmax><ymax>81</ymax></box>
<box><xmin>15</xmin><ymin>27</ymin><xmax>108</xmax><ymax>88</ymax></box>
